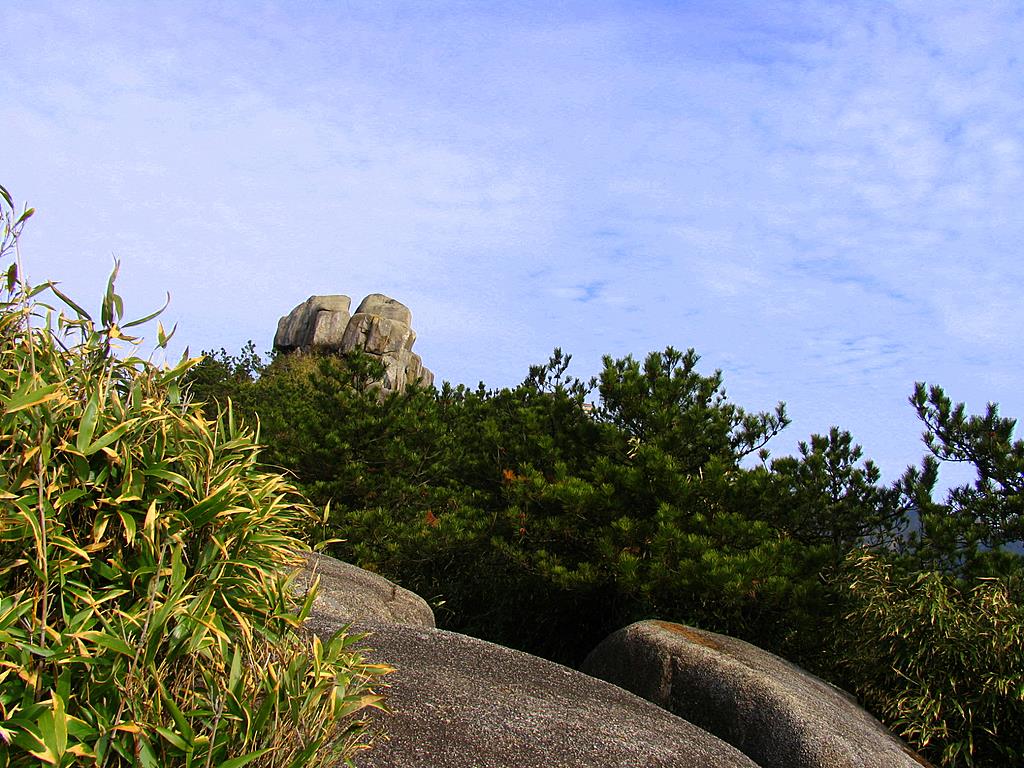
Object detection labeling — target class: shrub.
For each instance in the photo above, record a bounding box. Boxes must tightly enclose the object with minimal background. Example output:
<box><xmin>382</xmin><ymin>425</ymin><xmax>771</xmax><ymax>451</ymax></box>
<box><xmin>834</xmin><ymin>552</ymin><xmax>1024</xmax><ymax>767</ymax></box>
<box><xmin>0</xmin><ymin>186</ymin><xmax>388</xmax><ymax>768</ymax></box>
<box><xmin>194</xmin><ymin>344</ymin><xmax>834</xmax><ymax>665</ymax></box>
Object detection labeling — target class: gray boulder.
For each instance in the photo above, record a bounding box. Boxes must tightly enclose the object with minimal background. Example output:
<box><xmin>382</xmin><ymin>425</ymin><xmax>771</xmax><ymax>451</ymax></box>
<box><xmin>274</xmin><ymin>295</ymin><xmax>351</xmax><ymax>351</ymax></box>
<box><xmin>307</xmin><ymin>618</ymin><xmax>761</xmax><ymax>768</ymax></box>
<box><xmin>353</xmin><ymin>293</ymin><xmax>414</xmax><ymax>325</ymax></box>
<box><xmin>581</xmin><ymin>620</ymin><xmax>931</xmax><ymax>768</ymax></box>
<box><xmin>340</xmin><ymin>296</ymin><xmax>421</xmax><ymax>393</ymax></box>
<box><xmin>292</xmin><ymin>551</ymin><xmax>435</xmax><ymax>631</ymax></box>
<box><xmin>340</xmin><ymin>313</ymin><xmax>416</xmax><ymax>357</ymax></box>
<box><xmin>273</xmin><ymin>293</ymin><xmax>433</xmax><ymax>393</ymax></box>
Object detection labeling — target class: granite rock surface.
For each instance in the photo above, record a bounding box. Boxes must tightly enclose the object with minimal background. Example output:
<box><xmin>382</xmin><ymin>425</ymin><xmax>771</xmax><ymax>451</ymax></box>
<box><xmin>293</xmin><ymin>551</ymin><xmax>435</xmax><ymax>631</ymax></box>
<box><xmin>312</xmin><ymin>618</ymin><xmax>761</xmax><ymax>768</ymax></box>
<box><xmin>581</xmin><ymin>620</ymin><xmax>931</xmax><ymax>768</ymax></box>
<box><xmin>274</xmin><ymin>294</ymin><xmax>433</xmax><ymax>392</ymax></box>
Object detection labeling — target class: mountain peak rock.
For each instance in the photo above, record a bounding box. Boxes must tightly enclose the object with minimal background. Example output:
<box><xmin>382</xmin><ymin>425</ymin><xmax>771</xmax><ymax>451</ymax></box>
<box><xmin>274</xmin><ymin>294</ymin><xmax>433</xmax><ymax>393</ymax></box>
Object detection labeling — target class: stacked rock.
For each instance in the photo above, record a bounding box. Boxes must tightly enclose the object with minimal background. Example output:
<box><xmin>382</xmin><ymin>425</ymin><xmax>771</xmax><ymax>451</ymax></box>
<box><xmin>273</xmin><ymin>293</ymin><xmax>433</xmax><ymax>393</ymax></box>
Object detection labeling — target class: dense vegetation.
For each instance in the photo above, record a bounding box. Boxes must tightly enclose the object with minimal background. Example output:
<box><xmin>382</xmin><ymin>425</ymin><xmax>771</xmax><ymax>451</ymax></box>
<box><xmin>188</xmin><ymin>338</ymin><xmax>1023</xmax><ymax>768</ymax></box>
<box><xmin>0</xmin><ymin>188</ymin><xmax>388</xmax><ymax>767</ymax></box>
<box><xmin>2</xmin><ymin>178</ymin><xmax>1020</xmax><ymax>767</ymax></box>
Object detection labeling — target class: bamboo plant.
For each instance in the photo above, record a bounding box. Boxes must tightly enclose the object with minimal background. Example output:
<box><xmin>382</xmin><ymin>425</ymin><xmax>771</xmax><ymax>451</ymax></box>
<box><xmin>0</xmin><ymin>184</ymin><xmax>389</xmax><ymax>768</ymax></box>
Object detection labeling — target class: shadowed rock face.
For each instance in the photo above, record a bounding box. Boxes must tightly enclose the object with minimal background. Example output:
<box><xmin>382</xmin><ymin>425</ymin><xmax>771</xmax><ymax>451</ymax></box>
<box><xmin>581</xmin><ymin>620</ymin><xmax>932</xmax><ymax>768</ymax></box>
<box><xmin>307</xmin><ymin>618</ymin><xmax>760</xmax><ymax>768</ymax></box>
<box><xmin>273</xmin><ymin>294</ymin><xmax>433</xmax><ymax>392</ymax></box>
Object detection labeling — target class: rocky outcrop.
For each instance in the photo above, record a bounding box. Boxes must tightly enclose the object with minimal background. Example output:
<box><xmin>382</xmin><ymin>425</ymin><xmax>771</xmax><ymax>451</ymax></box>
<box><xmin>292</xmin><ymin>551</ymin><xmax>435</xmax><ymax>631</ymax></box>
<box><xmin>294</xmin><ymin>561</ymin><xmax>927</xmax><ymax>767</ymax></box>
<box><xmin>274</xmin><ymin>293</ymin><xmax>433</xmax><ymax>393</ymax></box>
<box><xmin>581</xmin><ymin>620</ymin><xmax>931</xmax><ymax>768</ymax></box>
<box><xmin>310</xmin><ymin>617</ymin><xmax>761</xmax><ymax>768</ymax></box>
<box><xmin>274</xmin><ymin>295</ymin><xmax>352</xmax><ymax>351</ymax></box>
<box><xmin>297</xmin><ymin>558</ymin><xmax>756</xmax><ymax>766</ymax></box>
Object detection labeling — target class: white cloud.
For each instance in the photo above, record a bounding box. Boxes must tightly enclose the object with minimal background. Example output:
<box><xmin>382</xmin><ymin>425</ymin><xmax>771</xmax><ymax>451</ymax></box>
<box><xmin>3</xmin><ymin>0</ymin><xmax>1024</xmax><ymax>480</ymax></box>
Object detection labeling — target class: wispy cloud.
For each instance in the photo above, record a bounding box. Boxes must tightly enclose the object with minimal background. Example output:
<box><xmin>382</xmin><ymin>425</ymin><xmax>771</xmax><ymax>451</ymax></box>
<box><xmin>3</xmin><ymin>0</ymin><xmax>1024</xmax><ymax>481</ymax></box>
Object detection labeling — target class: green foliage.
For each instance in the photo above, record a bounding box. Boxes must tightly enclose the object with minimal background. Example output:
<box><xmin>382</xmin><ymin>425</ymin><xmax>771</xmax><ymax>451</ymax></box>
<box><xmin>899</xmin><ymin>383</ymin><xmax>1024</xmax><ymax>575</ymax></box>
<box><xmin>0</xmin><ymin>192</ymin><xmax>388</xmax><ymax>767</ymax></box>
<box><xmin>190</xmin><ymin>344</ymin><xmax>840</xmax><ymax>664</ymax></box>
<box><xmin>595</xmin><ymin>347</ymin><xmax>788</xmax><ymax>469</ymax></box>
<box><xmin>183</xmin><ymin>342</ymin><xmax>266</xmax><ymax>417</ymax></box>
<box><xmin>835</xmin><ymin>553</ymin><xmax>1024</xmax><ymax>768</ymax></box>
<box><xmin>768</xmin><ymin>427</ymin><xmax>904</xmax><ymax>551</ymax></box>
<box><xmin>186</xmin><ymin>296</ymin><xmax>1024</xmax><ymax>768</ymax></box>
<box><xmin>830</xmin><ymin>385</ymin><xmax>1024</xmax><ymax>767</ymax></box>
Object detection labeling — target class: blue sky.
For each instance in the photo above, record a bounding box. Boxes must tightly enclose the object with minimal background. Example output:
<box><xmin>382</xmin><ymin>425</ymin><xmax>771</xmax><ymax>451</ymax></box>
<box><xmin>4</xmin><ymin>1</ymin><xmax>1024</xmax><ymax>485</ymax></box>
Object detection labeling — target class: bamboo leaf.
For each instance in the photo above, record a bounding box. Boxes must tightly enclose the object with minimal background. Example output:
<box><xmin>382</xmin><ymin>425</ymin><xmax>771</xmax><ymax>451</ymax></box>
<box><xmin>55</xmin><ymin>488</ymin><xmax>89</xmax><ymax>510</ymax></box>
<box><xmin>75</xmin><ymin>630</ymin><xmax>135</xmax><ymax>657</ymax></box>
<box><xmin>84</xmin><ymin>420</ymin><xmax>134</xmax><ymax>456</ymax></box>
<box><xmin>101</xmin><ymin>263</ymin><xmax>121</xmax><ymax>327</ymax></box>
<box><xmin>170</xmin><ymin>544</ymin><xmax>185</xmax><ymax>591</ymax></box>
<box><xmin>117</xmin><ymin>509</ymin><xmax>137</xmax><ymax>544</ymax></box>
<box><xmin>121</xmin><ymin>293</ymin><xmax>171</xmax><ymax>329</ymax></box>
<box><xmin>76</xmin><ymin>393</ymin><xmax>100</xmax><ymax>454</ymax></box>
<box><xmin>49</xmin><ymin>534</ymin><xmax>92</xmax><ymax>562</ymax></box>
<box><xmin>4</xmin><ymin>382</ymin><xmax>62</xmax><ymax>414</ymax></box>
<box><xmin>156</xmin><ymin>320</ymin><xmax>176</xmax><ymax>348</ymax></box>
<box><xmin>21</xmin><ymin>733</ymin><xmax>58</xmax><ymax>766</ymax></box>
<box><xmin>48</xmin><ymin>284</ymin><xmax>92</xmax><ymax>321</ymax></box>
<box><xmin>183</xmin><ymin>486</ymin><xmax>230</xmax><ymax>528</ymax></box>
<box><xmin>228</xmin><ymin>645</ymin><xmax>243</xmax><ymax>693</ymax></box>
<box><xmin>154</xmin><ymin>725</ymin><xmax>190</xmax><ymax>752</ymax></box>
<box><xmin>144</xmin><ymin>468</ymin><xmax>191</xmax><ymax>488</ymax></box>
<box><xmin>217</xmin><ymin>748</ymin><xmax>274</xmax><ymax>768</ymax></box>
<box><xmin>136</xmin><ymin>734</ymin><xmax>161</xmax><ymax>768</ymax></box>
<box><xmin>51</xmin><ymin>694</ymin><xmax>68</xmax><ymax>758</ymax></box>
<box><xmin>143</xmin><ymin>500</ymin><xmax>159</xmax><ymax>538</ymax></box>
